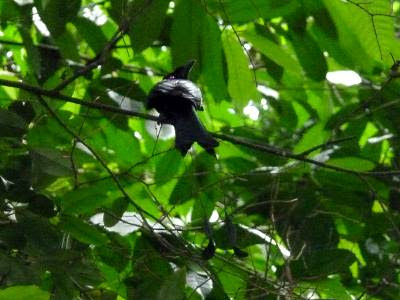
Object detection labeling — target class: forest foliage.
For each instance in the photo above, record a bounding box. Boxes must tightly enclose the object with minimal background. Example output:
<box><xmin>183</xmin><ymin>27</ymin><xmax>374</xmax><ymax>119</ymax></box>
<box><xmin>1</xmin><ymin>0</ymin><xmax>400</xmax><ymax>299</ymax></box>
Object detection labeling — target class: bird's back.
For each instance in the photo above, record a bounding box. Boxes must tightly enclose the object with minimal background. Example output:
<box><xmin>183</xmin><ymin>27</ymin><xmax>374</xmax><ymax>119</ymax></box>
<box><xmin>147</xmin><ymin>79</ymin><xmax>203</xmax><ymax>112</ymax></box>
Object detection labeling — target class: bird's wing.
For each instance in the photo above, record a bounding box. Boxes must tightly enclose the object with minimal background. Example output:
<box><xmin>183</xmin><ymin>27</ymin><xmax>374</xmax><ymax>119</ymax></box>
<box><xmin>151</xmin><ymin>79</ymin><xmax>203</xmax><ymax>110</ymax></box>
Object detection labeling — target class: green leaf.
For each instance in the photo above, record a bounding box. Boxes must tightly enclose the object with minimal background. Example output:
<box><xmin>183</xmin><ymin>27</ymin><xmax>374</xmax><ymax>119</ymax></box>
<box><xmin>0</xmin><ymin>223</ymin><xmax>27</xmax><ymax>249</ymax></box>
<box><xmin>0</xmin><ymin>285</ymin><xmax>50</xmax><ymax>300</ymax></box>
<box><xmin>154</xmin><ymin>150</ymin><xmax>183</xmax><ymax>184</ymax></box>
<box><xmin>16</xmin><ymin>210</ymin><xmax>60</xmax><ymax>252</ymax></box>
<box><xmin>213</xmin><ymin>260</ymin><xmax>248</xmax><ymax>300</ymax></box>
<box><xmin>293</xmin><ymin>123</ymin><xmax>329</xmax><ymax>154</ymax></box>
<box><xmin>309</xmin><ymin>2</ymin><xmax>338</xmax><ymax>39</ymax></box>
<box><xmin>28</xmin><ymin>194</ymin><xmax>56</xmax><ymax>218</ymax></box>
<box><xmin>222</xmin><ymin>157</ymin><xmax>258</xmax><ymax>173</ymax></box>
<box><xmin>316</xmin><ymin>277</ymin><xmax>352</xmax><ymax>300</ymax></box>
<box><xmin>60</xmin><ymin>215</ymin><xmax>108</xmax><ymax>246</ymax></box>
<box><xmin>315</xmin><ymin>170</ymin><xmax>368</xmax><ymax>193</ymax></box>
<box><xmin>222</xmin><ymin>29</ymin><xmax>259</xmax><ymax>109</ymax></box>
<box><xmin>200</xmin><ymin>16</ymin><xmax>228</xmax><ymax>102</ymax></box>
<box><xmin>73</xmin><ymin>17</ymin><xmax>108</xmax><ymax>53</ymax></box>
<box><xmin>322</xmin><ymin>0</ymin><xmax>387</xmax><ymax>71</ymax></box>
<box><xmin>290</xmin><ymin>249</ymin><xmax>356</xmax><ymax>279</ymax></box>
<box><xmin>242</xmin><ymin>25</ymin><xmax>302</xmax><ymax>74</ymax></box>
<box><xmin>169</xmin><ymin>175</ymin><xmax>193</xmax><ymax>205</ymax></box>
<box><xmin>170</xmin><ymin>0</ymin><xmax>204</xmax><ymax>67</ymax></box>
<box><xmin>88</xmin><ymin>119</ymin><xmax>143</xmax><ymax>167</ymax></box>
<box><xmin>37</xmin><ymin>45</ymin><xmax>62</xmax><ymax>83</ymax></box>
<box><xmin>209</xmin><ymin>0</ymin><xmax>300</xmax><ymax>23</ymax></box>
<box><xmin>60</xmin><ymin>180</ymin><xmax>117</xmax><ymax>214</ymax></box>
<box><xmin>99</xmin><ymin>77</ymin><xmax>147</xmax><ymax>102</ymax></box>
<box><xmin>107</xmin><ymin>0</ymin><xmax>129</xmax><ymax>24</ymax></box>
<box><xmin>327</xmin><ymin>157</ymin><xmax>375</xmax><ymax>172</ymax></box>
<box><xmin>0</xmin><ymin>0</ymin><xmax>21</xmax><ymax>24</ymax></box>
<box><xmin>289</xmin><ymin>30</ymin><xmax>328</xmax><ymax>81</ymax></box>
<box><xmin>26</xmin><ymin>111</ymin><xmax>75</xmax><ymax>147</ymax></box>
<box><xmin>157</xmin><ymin>268</ymin><xmax>186</xmax><ymax>300</ymax></box>
<box><xmin>19</xmin><ymin>27</ymin><xmax>41</xmax><ymax>77</ymax></box>
<box><xmin>30</xmin><ymin>147</ymin><xmax>72</xmax><ymax>177</ymax></box>
<box><xmin>0</xmin><ymin>109</ymin><xmax>27</xmax><ymax>137</ymax></box>
<box><xmin>35</xmin><ymin>0</ymin><xmax>81</xmax><ymax>37</ymax></box>
<box><xmin>191</xmin><ymin>193</ymin><xmax>217</xmax><ymax>224</ymax></box>
<box><xmin>128</xmin><ymin>235</ymin><xmax>173</xmax><ymax>299</ymax></box>
<box><xmin>129</xmin><ymin>0</ymin><xmax>169</xmax><ymax>52</ymax></box>
<box><xmin>169</xmin><ymin>152</ymin><xmax>219</xmax><ymax>206</ymax></box>
<box><xmin>103</xmin><ymin>196</ymin><xmax>129</xmax><ymax>227</ymax></box>
<box><xmin>54</xmin><ymin>26</ymin><xmax>80</xmax><ymax>61</ymax></box>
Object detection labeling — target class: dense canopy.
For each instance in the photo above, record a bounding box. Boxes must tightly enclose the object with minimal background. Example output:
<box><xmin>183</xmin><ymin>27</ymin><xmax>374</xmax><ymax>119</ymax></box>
<box><xmin>1</xmin><ymin>0</ymin><xmax>400</xmax><ymax>299</ymax></box>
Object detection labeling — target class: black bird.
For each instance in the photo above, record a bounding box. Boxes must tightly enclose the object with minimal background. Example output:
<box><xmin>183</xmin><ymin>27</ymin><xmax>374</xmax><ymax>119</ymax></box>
<box><xmin>147</xmin><ymin>60</ymin><xmax>219</xmax><ymax>156</ymax></box>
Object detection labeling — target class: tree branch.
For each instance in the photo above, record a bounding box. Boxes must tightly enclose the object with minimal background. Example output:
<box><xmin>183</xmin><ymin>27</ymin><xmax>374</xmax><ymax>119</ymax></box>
<box><xmin>35</xmin><ymin>94</ymin><xmax>157</xmax><ymax>224</ymax></box>
<box><xmin>0</xmin><ymin>78</ymin><xmax>159</xmax><ymax>122</ymax></box>
<box><xmin>213</xmin><ymin>132</ymin><xmax>400</xmax><ymax>177</ymax></box>
<box><xmin>1</xmin><ymin>78</ymin><xmax>400</xmax><ymax>178</ymax></box>
<box><xmin>53</xmin><ymin>24</ymin><xmax>128</xmax><ymax>92</ymax></box>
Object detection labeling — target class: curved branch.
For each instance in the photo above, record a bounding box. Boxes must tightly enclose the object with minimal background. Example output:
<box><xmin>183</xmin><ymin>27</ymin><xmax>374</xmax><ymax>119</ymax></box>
<box><xmin>54</xmin><ymin>24</ymin><xmax>128</xmax><ymax>92</ymax></box>
<box><xmin>0</xmin><ymin>78</ymin><xmax>159</xmax><ymax>121</ymax></box>
<box><xmin>212</xmin><ymin>133</ymin><xmax>400</xmax><ymax>176</ymax></box>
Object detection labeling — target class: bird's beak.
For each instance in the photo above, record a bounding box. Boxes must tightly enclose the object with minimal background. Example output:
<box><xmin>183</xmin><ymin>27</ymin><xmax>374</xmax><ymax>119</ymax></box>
<box><xmin>164</xmin><ymin>60</ymin><xmax>197</xmax><ymax>79</ymax></box>
<box><xmin>181</xmin><ymin>59</ymin><xmax>196</xmax><ymax>77</ymax></box>
<box><xmin>184</xmin><ymin>59</ymin><xmax>196</xmax><ymax>70</ymax></box>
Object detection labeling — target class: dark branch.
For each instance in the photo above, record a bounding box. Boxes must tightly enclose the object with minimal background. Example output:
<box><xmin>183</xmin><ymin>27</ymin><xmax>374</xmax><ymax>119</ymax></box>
<box><xmin>35</xmin><ymin>94</ymin><xmax>157</xmax><ymax>223</ymax></box>
<box><xmin>54</xmin><ymin>24</ymin><xmax>128</xmax><ymax>91</ymax></box>
<box><xmin>1</xmin><ymin>78</ymin><xmax>400</xmax><ymax>178</ymax></box>
<box><xmin>0</xmin><ymin>78</ymin><xmax>159</xmax><ymax>122</ymax></box>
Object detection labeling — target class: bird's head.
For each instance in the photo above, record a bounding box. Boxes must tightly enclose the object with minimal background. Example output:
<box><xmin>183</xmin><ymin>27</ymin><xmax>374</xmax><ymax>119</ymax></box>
<box><xmin>164</xmin><ymin>60</ymin><xmax>196</xmax><ymax>79</ymax></box>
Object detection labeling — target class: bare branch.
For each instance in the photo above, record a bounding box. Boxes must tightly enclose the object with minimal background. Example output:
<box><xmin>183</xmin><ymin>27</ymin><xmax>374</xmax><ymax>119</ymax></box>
<box><xmin>0</xmin><ymin>78</ymin><xmax>159</xmax><ymax>122</ymax></box>
<box><xmin>1</xmin><ymin>78</ymin><xmax>400</xmax><ymax>178</ymax></box>
<box><xmin>54</xmin><ymin>24</ymin><xmax>129</xmax><ymax>91</ymax></box>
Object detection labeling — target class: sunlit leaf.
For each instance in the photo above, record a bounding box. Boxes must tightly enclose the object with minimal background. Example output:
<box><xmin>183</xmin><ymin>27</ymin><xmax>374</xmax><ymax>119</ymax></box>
<box><xmin>0</xmin><ymin>285</ymin><xmax>50</xmax><ymax>300</ymax></box>
<box><xmin>129</xmin><ymin>0</ymin><xmax>169</xmax><ymax>52</ymax></box>
<box><xmin>222</xmin><ymin>29</ymin><xmax>259</xmax><ymax>109</ymax></box>
<box><xmin>170</xmin><ymin>0</ymin><xmax>204</xmax><ymax>67</ymax></box>
<box><xmin>327</xmin><ymin>157</ymin><xmax>376</xmax><ymax>172</ymax></box>
<box><xmin>34</xmin><ymin>0</ymin><xmax>81</xmax><ymax>37</ymax></box>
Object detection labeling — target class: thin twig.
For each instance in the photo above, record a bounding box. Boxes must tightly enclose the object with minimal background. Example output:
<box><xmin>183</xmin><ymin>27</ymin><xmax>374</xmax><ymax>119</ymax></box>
<box><xmin>344</xmin><ymin>0</ymin><xmax>396</xmax><ymax>60</ymax></box>
<box><xmin>35</xmin><ymin>94</ymin><xmax>157</xmax><ymax>224</ymax></box>
<box><xmin>54</xmin><ymin>23</ymin><xmax>129</xmax><ymax>91</ymax></box>
<box><xmin>212</xmin><ymin>132</ymin><xmax>400</xmax><ymax>177</ymax></box>
<box><xmin>297</xmin><ymin>136</ymin><xmax>356</xmax><ymax>156</ymax></box>
<box><xmin>0</xmin><ymin>38</ymin><xmax>58</xmax><ymax>50</ymax></box>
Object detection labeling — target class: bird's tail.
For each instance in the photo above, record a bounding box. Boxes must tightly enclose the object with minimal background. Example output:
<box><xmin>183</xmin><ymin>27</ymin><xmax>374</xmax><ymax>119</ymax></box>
<box><xmin>173</xmin><ymin>109</ymin><xmax>219</xmax><ymax>156</ymax></box>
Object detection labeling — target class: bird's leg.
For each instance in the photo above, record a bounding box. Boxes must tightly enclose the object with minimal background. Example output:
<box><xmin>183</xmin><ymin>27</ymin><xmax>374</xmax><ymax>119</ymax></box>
<box><xmin>157</xmin><ymin>113</ymin><xmax>171</xmax><ymax>125</ymax></box>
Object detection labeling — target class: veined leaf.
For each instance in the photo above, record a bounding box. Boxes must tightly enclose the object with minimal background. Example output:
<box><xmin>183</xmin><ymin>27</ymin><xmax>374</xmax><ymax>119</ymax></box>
<box><xmin>222</xmin><ymin>29</ymin><xmax>259</xmax><ymax>109</ymax></box>
<box><xmin>170</xmin><ymin>0</ymin><xmax>204</xmax><ymax>68</ymax></box>
<box><xmin>327</xmin><ymin>157</ymin><xmax>375</xmax><ymax>172</ymax></box>
<box><xmin>0</xmin><ymin>285</ymin><xmax>50</xmax><ymax>300</ymax></box>
<box><xmin>34</xmin><ymin>0</ymin><xmax>81</xmax><ymax>38</ymax></box>
<box><xmin>60</xmin><ymin>215</ymin><xmax>108</xmax><ymax>245</ymax></box>
<box><xmin>129</xmin><ymin>0</ymin><xmax>169</xmax><ymax>52</ymax></box>
<box><xmin>0</xmin><ymin>109</ymin><xmax>27</xmax><ymax>137</ymax></box>
<box><xmin>30</xmin><ymin>147</ymin><xmax>71</xmax><ymax>177</ymax></box>
<box><xmin>200</xmin><ymin>16</ymin><xmax>228</xmax><ymax>102</ymax></box>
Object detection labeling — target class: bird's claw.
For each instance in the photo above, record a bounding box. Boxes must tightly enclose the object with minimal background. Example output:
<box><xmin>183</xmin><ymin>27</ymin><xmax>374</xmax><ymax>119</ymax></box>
<box><xmin>157</xmin><ymin>114</ymin><xmax>170</xmax><ymax>125</ymax></box>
